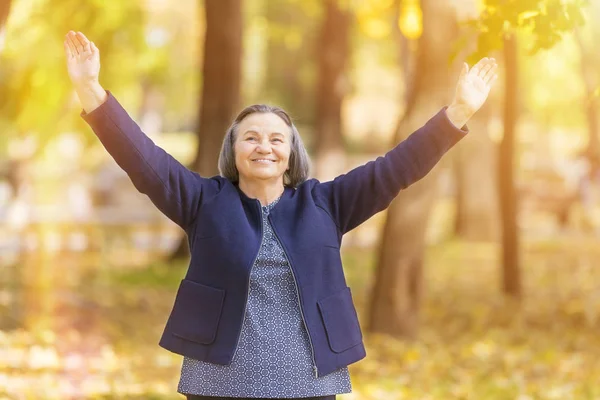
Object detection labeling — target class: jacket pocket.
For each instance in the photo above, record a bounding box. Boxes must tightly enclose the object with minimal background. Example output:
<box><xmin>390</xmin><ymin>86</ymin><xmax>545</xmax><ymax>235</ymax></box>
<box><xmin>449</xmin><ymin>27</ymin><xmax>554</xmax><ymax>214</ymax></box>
<box><xmin>170</xmin><ymin>279</ymin><xmax>226</xmax><ymax>344</ymax></box>
<box><xmin>317</xmin><ymin>286</ymin><xmax>363</xmax><ymax>353</ymax></box>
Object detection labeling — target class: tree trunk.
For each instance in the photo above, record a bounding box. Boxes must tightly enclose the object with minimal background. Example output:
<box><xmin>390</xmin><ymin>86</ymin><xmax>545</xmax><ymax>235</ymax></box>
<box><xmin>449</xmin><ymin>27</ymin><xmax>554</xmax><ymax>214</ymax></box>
<box><xmin>0</xmin><ymin>0</ymin><xmax>10</xmax><ymax>53</ymax></box>
<box><xmin>499</xmin><ymin>33</ymin><xmax>521</xmax><ymax>297</ymax></box>
<box><xmin>170</xmin><ymin>0</ymin><xmax>242</xmax><ymax>260</ymax></box>
<box><xmin>263</xmin><ymin>0</ymin><xmax>317</xmax><ymax>121</ymax></box>
<box><xmin>192</xmin><ymin>0</ymin><xmax>242</xmax><ymax>176</ymax></box>
<box><xmin>313</xmin><ymin>0</ymin><xmax>351</xmax><ymax>181</ymax></box>
<box><xmin>574</xmin><ymin>30</ymin><xmax>599</xmax><ymax>159</ymax></box>
<box><xmin>454</xmin><ymin>100</ymin><xmax>499</xmax><ymax>240</ymax></box>
<box><xmin>0</xmin><ymin>1</ymin><xmax>20</xmax><ymax>200</ymax></box>
<box><xmin>367</xmin><ymin>0</ymin><xmax>460</xmax><ymax>339</ymax></box>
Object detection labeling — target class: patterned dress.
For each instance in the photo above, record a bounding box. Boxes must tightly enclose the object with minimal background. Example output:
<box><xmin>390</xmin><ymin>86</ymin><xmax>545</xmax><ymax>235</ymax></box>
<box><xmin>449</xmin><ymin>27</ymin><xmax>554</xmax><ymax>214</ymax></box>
<box><xmin>178</xmin><ymin>195</ymin><xmax>352</xmax><ymax>398</ymax></box>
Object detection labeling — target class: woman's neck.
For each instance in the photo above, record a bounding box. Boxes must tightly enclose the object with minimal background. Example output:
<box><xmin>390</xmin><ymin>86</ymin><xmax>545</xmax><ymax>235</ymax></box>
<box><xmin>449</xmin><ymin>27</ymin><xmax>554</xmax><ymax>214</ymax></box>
<box><xmin>238</xmin><ymin>180</ymin><xmax>285</xmax><ymax>206</ymax></box>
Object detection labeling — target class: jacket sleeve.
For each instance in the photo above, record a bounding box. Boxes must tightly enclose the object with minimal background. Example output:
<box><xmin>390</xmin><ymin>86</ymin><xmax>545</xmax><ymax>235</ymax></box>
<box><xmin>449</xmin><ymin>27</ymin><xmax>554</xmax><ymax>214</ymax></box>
<box><xmin>81</xmin><ymin>91</ymin><xmax>221</xmax><ymax>230</ymax></box>
<box><xmin>312</xmin><ymin>107</ymin><xmax>468</xmax><ymax>235</ymax></box>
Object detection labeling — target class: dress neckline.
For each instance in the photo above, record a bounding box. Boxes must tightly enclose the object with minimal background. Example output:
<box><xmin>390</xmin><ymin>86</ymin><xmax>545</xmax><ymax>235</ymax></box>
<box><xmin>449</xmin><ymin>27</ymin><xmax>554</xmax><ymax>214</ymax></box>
<box><xmin>261</xmin><ymin>194</ymin><xmax>282</xmax><ymax>211</ymax></box>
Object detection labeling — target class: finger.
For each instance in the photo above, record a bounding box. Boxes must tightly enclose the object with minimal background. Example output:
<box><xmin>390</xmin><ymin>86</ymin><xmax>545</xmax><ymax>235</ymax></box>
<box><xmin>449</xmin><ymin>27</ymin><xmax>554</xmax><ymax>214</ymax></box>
<box><xmin>479</xmin><ymin>63</ymin><xmax>493</xmax><ymax>79</ymax></box>
<box><xmin>459</xmin><ymin>62</ymin><xmax>468</xmax><ymax>80</ymax></box>
<box><xmin>75</xmin><ymin>32</ymin><xmax>91</xmax><ymax>54</ymax></box>
<box><xmin>90</xmin><ymin>41</ymin><xmax>98</xmax><ymax>55</ymax></box>
<box><xmin>470</xmin><ymin>57</ymin><xmax>488</xmax><ymax>76</ymax></box>
<box><xmin>67</xmin><ymin>32</ymin><xmax>81</xmax><ymax>55</ymax></box>
<box><xmin>75</xmin><ymin>31</ymin><xmax>90</xmax><ymax>50</ymax></box>
<box><xmin>488</xmin><ymin>74</ymin><xmax>498</xmax><ymax>87</ymax></box>
<box><xmin>66</xmin><ymin>34</ymin><xmax>78</xmax><ymax>56</ymax></box>
<box><xmin>70</xmin><ymin>32</ymin><xmax>84</xmax><ymax>54</ymax></box>
<box><xmin>483</xmin><ymin>64</ymin><xmax>498</xmax><ymax>83</ymax></box>
<box><xmin>63</xmin><ymin>40</ymin><xmax>73</xmax><ymax>58</ymax></box>
<box><xmin>482</xmin><ymin>62</ymin><xmax>497</xmax><ymax>82</ymax></box>
<box><xmin>77</xmin><ymin>31</ymin><xmax>91</xmax><ymax>43</ymax></box>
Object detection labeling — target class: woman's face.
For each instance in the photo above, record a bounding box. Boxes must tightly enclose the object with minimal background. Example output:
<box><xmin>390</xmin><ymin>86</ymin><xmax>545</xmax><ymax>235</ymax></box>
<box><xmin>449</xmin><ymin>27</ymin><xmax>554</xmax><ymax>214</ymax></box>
<box><xmin>234</xmin><ymin>112</ymin><xmax>292</xmax><ymax>186</ymax></box>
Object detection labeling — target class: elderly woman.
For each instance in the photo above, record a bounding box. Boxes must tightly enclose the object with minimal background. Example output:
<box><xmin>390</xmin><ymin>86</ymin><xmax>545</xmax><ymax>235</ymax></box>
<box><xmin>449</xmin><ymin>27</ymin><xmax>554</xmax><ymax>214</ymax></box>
<box><xmin>64</xmin><ymin>30</ymin><xmax>497</xmax><ymax>400</ymax></box>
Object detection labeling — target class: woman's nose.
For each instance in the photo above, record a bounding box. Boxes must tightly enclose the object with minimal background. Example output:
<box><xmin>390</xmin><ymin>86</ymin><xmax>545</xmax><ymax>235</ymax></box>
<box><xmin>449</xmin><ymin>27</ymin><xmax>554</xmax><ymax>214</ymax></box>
<box><xmin>256</xmin><ymin>141</ymin><xmax>272</xmax><ymax>152</ymax></box>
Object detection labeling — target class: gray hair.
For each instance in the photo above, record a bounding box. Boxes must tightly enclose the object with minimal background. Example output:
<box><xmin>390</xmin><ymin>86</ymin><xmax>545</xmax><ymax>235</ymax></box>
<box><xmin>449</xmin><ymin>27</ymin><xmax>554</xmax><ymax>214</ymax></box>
<box><xmin>218</xmin><ymin>104</ymin><xmax>311</xmax><ymax>188</ymax></box>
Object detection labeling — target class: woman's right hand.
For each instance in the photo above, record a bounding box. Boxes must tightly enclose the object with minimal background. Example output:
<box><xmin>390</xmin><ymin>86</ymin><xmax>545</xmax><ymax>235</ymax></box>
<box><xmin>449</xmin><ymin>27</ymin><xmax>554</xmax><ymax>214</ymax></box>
<box><xmin>64</xmin><ymin>31</ymin><xmax>100</xmax><ymax>88</ymax></box>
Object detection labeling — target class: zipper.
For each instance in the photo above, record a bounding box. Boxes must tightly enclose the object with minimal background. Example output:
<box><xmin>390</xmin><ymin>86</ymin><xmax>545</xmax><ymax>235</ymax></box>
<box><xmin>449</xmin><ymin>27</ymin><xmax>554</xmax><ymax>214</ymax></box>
<box><xmin>269</xmin><ymin>214</ymin><xmax>319</xmax><ymax>378</ymax></box>
<box><xmin>230</xmin><ymin>200</ymin><xmax>264</xmax><ymax>364</ymax></box>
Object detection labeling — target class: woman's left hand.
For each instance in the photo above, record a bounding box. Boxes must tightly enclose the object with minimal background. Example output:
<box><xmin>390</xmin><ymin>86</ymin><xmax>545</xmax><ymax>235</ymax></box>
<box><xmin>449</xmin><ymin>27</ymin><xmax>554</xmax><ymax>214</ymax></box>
<box><xmin>446</xmin><ymin>57</ymin><xmax>498</xmax><ymax>128</ymax></box>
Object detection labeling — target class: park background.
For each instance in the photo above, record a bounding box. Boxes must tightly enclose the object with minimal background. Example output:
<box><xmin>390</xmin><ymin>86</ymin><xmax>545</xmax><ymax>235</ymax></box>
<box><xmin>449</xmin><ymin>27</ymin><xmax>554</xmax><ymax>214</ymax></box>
<box><xmin>1</xmin><ymin>0</ymin><xmax>600</xmax><ymax>398</ymax></box>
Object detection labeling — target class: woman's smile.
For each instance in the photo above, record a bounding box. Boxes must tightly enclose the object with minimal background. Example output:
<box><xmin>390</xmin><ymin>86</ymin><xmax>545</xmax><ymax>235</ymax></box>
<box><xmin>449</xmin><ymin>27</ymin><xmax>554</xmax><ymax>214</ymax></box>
<box><xmin>252</xmin><ymin>158</ymin><xmax>277</xmax><ymax>164</ymax></box>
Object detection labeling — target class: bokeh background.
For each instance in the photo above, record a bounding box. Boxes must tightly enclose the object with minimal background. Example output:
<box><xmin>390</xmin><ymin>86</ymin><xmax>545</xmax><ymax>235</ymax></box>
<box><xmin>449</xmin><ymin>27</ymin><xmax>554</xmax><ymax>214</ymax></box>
<box><xmin>1</xmin><ymin>0</ymin><xmax>600</xmax><ymax>398</ymax></box>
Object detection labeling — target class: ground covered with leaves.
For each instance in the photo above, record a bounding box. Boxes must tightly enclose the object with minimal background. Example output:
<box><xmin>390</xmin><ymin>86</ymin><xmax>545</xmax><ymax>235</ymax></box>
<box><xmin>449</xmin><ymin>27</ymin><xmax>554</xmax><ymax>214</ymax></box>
<box><xmin>1</xmin><ymin>238</ymin><xmax>600</xmax><ymax>399</ymax></box>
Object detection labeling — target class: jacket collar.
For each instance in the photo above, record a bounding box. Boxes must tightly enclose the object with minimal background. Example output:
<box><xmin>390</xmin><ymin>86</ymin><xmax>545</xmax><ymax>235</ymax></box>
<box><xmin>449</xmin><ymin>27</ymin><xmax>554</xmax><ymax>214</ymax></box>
<box><xmin>233</xmin><ymin>181</ymin><xmax>294</xmax><ymax>209</ymax></box>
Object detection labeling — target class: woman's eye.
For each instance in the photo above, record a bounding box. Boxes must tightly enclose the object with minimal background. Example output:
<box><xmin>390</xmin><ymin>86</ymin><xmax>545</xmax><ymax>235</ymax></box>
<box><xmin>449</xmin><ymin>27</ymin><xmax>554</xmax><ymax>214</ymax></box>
<box><xmin>272</xmin><ymin>138</ymin><xmax>283</xmax><ymax>143</ymax></box>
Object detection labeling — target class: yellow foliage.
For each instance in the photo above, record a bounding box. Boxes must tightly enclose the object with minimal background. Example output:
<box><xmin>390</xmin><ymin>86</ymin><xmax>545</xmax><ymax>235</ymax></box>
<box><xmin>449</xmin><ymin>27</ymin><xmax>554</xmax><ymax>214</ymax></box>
<box><xmin>360</xmin><ymin>18</ymin><xmax>392</xmax><ymax>39</ymax></box>
<box><xmin>355</xmin><ymin>0</ymin><xmax>395</xmax><ymax>39</ymax></box>
<box><xmin>398</xmin><ymin>1</ymin><xmax>422</xmax><ymax>40</ymax></box>
<box><xmin>3</xmin><ymin>237</ymin><xmax>600</xmax><ymax>400</ymax></box>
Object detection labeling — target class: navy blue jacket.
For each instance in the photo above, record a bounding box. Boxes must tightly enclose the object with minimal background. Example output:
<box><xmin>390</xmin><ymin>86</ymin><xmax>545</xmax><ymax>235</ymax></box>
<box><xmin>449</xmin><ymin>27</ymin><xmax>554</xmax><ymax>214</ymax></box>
<box><xmin>82</xmin><ymin>91</ymin><xmax>468</xmax><ymax>378</ymax></box>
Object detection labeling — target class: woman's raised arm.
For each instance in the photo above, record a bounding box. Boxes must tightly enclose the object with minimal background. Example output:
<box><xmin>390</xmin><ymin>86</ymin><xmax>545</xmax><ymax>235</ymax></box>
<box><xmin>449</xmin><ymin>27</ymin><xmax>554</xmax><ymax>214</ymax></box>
<box><xmin>313</xmin><ymin>58</ymin><xmax>498</xmax><ymax>235</ymax></box>
<box><xmin>64</xmin><ymin>31</ymin><xmax>220</xmax><ymax>230</ymax></box>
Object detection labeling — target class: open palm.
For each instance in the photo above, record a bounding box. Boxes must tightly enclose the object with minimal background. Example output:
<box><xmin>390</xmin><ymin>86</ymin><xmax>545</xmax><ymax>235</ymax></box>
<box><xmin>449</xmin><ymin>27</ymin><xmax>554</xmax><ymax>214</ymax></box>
<box><xmin>452</xmin><ymin>57</ymin><xmax>498</xmax><ymax>114</ymax></box>
<box><xmin>64</xmin><ymin>31</ymin><xmax>100</xmax><ymax>86</ymax></box>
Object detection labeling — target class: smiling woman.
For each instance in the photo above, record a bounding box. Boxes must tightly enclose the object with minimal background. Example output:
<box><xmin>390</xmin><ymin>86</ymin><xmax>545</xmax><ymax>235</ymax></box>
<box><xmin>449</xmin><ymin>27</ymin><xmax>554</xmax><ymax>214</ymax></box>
<box><xmin>64</xmin><ymin>25</ymin><xmax>497</xmax><ymax>400</ymax></box>
<box><xmin>217</xmin><ymin>104</ymin><xmax>311</xmax><ymax>204</ymax></box>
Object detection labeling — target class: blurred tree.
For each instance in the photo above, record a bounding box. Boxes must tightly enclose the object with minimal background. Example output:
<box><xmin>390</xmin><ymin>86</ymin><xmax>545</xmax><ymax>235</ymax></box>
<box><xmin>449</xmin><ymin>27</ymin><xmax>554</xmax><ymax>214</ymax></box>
<box><xmin>262</xmin><ymin>0</ymin><xmax>320</xmax><ymax>125</ymax></box>
<box><xmin>574</xmin><ymin>26</ymin><xmax>599</xmax><ymax>161</ymax></box>
<box><xmin>0</xmin><ymin>0</ymin><xmax>14</xmax><ymax>191</ymax></box>
<box><xmin>452</xmin><ymin>1</ymin><xmax>499</xmax><ymax>242</ymax></box>
<box><xmin>139</xmin><ymin>0</ymin><xmax>202</xmax><ymax>135</ymax></box>
<box><xmin>0</xmin><ymin>0</ymin><xmax>10</xmax><ymax>52</ymax></box>
<box><xmin>0</xmin><ymin>0</ymin><xmax>149</xmax><ymax>229</ymax></box>
<box><xmin>447</xmin><ymin>0</ymin><xmax>499</xmax><ymax>241</ymax></box>
<box><xmin>453</xmin><ymin>99</ymin><xmax>499</xmax><ymax>241</ymax></box>
<box><xmin>369</xmin><ymin>0</ymin><xmax>584</xmax><ymax>328</ymax></box>
<box><xmin>453</xmin><ymin>0</ymin><xmax>590</xmax><ymax>246</ymax></box>
<box><xmin>0</xmin><ymin>0</ymin><xmax>147</xmax><ymax>151</ymax></box>
<box><xmin>367</xmin><ymin>0</ymin><xmax>590</xmax><ymax>336</ymax></box>
<box><xmin>367</xmin><ymin>0</ymin><xmax>461</xmax><ymax>339</ymax></box>
<box><xmin>468</xmin><ymin>0</ymin><xmax>587</xmax><ymax>61</ymax></box>
<box><xmin>499</xmin><ymin>32</ymin><xmax>521</xmax><ymax>297</ymax></box>
<box><xmin>170</xmin><ymin>0</ymin><xmax>242</xmax><ymax>259</ymax></box>
<box><xmin>313</xmin><ymin>0</ymin><xmax>351</xmax><ymax>180</ymax></box>
<box><xmin>191</xmin><ymin>0</ymin><xmax>242</xmax><ymax>176</ymax></box>
<box><xmin>471</xmin><ymin>0</ymin><xmax>587</xmax><ymax>298</ymax></box>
